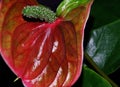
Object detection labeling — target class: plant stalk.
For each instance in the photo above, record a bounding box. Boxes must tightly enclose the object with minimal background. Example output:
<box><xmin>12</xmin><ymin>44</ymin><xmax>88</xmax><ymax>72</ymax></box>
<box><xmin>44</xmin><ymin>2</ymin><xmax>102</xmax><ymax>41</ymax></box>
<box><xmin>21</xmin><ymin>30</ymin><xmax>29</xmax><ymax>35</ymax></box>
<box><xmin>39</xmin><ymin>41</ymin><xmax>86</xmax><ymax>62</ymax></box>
<box><xmin>84</xmin><ymin>52</ymin><xmax>118</xmax><ymax>87</ymax></box>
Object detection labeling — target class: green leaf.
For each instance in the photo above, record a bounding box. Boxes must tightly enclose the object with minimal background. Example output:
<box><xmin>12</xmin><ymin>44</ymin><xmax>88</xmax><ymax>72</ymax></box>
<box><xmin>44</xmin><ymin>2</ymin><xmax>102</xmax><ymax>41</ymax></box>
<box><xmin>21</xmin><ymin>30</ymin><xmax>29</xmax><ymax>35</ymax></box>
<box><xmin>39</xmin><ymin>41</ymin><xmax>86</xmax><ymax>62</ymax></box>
<box><xmin>90</xmin><ymin>0</ymin><xmax>120</xmax><ymax>29</ymax></box>
<box><xmin>81</xmin><ymin>66</ymin><xmax>112</xmax><ymax>87</ymax></box>
<box><xmin>56</xmin><ymin>0</ymin><xmax>91</xmax><ymax>17</ymax></box>
<box><xmin>86</xmin><ymin>19</ymin><xmax>120</xmax><ymax>74</ymax></box>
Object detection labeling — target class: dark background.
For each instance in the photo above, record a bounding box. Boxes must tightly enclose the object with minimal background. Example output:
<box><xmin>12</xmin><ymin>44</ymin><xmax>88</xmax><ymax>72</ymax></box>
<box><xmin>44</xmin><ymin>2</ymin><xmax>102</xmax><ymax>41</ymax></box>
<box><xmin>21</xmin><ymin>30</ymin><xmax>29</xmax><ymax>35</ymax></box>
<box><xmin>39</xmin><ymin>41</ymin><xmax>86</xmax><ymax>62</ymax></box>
<box><xmin>0</xmin><ymin>0</ymin><xmax>120</xmax><ymax>87</ymax></box>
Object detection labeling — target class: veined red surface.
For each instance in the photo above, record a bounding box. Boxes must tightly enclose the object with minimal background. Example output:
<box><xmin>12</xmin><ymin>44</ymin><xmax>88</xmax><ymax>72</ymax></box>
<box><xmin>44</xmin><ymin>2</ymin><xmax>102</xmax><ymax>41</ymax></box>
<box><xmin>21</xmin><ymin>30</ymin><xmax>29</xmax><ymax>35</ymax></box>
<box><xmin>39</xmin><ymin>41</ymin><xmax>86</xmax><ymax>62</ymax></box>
<box><xmin>0</xmin><ymin>0</ymin><xmax>93</xmax><ymax>87</ymax></box>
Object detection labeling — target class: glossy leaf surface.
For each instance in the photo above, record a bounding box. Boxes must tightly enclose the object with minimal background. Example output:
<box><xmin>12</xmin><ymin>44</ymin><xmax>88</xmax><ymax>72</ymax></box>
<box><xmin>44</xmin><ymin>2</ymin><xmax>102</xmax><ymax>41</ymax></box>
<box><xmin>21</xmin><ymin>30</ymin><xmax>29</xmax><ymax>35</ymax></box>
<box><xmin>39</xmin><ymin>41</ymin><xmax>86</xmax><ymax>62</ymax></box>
<box><xmin>0</xmin><ymin>0</ymin><xmax>93</xmax><ymax>86</ymax></box>
<box><xmin>81</xmin><ymin>66</ymin><xmax>112</xmax><ymax>87</ymax></box>
<box><xmin>86</xmin><ymin>19</ymin><xmax>120</xmax><ymax>74</ymax></box>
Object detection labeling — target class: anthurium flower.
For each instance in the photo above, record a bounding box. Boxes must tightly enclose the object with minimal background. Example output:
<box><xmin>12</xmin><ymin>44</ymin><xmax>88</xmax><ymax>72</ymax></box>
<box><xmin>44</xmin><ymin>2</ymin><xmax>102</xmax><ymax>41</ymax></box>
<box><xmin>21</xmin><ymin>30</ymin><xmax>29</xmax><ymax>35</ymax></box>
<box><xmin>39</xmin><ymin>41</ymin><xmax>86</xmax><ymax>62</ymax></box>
<box><xmin>0</xmin><ymin>0</ymin><xmax>93</xmax><ymax>87</ymax></box>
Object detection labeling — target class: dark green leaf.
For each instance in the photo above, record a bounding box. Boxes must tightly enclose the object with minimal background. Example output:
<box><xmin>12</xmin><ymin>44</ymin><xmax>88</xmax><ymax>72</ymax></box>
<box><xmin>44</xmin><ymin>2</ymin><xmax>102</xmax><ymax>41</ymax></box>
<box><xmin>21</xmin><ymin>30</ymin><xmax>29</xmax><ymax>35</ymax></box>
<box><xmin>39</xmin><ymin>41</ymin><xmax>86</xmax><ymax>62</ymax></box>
<box><xmin>81</xmin><ymin>66</ymin><xmax>112</xmax><ymax>87</ymax></box>
<box><xmin>86</xmin><ymin>19</ymin><xmax>120</xmax><ymax>74</ymax></box>
<box><xmin>90</xmin><ymin>0</ymin><xmax>120</xmax><ymax>28</ymax></box>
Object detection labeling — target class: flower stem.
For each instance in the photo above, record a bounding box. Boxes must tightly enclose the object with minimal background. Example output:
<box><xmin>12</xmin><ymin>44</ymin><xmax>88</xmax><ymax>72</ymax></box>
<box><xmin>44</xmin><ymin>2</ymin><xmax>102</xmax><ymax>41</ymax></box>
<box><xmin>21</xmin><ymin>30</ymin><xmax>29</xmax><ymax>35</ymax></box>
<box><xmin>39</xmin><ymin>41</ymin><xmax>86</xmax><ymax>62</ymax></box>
<box><xmin>84</xmin><ymin>52</ymin><xmax>118</xmax><ymax>87</ymax></box>
<box><xmin>13</xmin><ymin>77</ymin><xmax>20</xmax><ymax>82</ymax></box>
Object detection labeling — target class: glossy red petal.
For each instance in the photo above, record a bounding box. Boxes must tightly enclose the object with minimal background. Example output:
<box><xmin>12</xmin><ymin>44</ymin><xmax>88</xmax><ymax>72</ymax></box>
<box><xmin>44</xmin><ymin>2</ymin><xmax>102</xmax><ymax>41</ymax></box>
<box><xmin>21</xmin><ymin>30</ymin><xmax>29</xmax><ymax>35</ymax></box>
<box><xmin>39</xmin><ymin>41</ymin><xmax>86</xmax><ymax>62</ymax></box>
<box><xmin>12</xmin><ymin>19</ymin><xmax>77</xmax><ymax>87</ymax></box>
<box><xmin>0</xmin><ymin>0</ymin><xmax>38</xmax><ymax>74</ymax></box>
<box><xmin>0</xmin><ymin>0</ymin><xmax>93</xmax><ymax>87</ymax></box>
<box><xmin>63</xmin><ymin>1</ymin><xmax>94</xmax><ymax>85</ymax></box>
